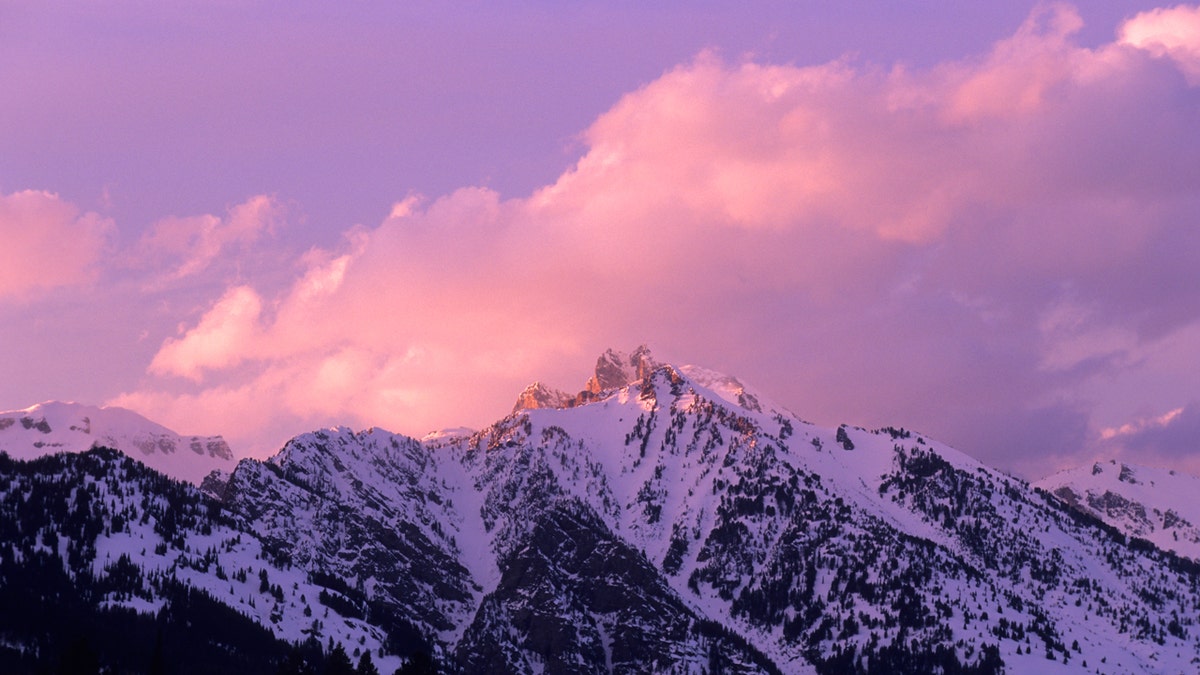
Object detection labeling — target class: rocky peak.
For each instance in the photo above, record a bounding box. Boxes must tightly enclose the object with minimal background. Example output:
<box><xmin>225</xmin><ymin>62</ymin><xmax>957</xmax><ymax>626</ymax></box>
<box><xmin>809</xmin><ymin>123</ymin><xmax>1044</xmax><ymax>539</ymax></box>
<box><xmin>511</xmin><ymin>346</ymin><xmax>662</xmax><ymax>413</ymax></box>
<box><xmin>1036</xmin><ymin>459</ymin><xmax>1200</xmax><ymax>561</ymax></box>
<box><xmin>512</xmin><ymin>381</ymin><xmax>573</xmax><ymax>412</ymax></box>
<box><xmin>1118</xmin><ymin>463</ymin><xmax>1140</xmax><ymax>484</ymax></box>
<box><xmin>584</xmin><ymin>345</ymin><xmax>659</xmax><ymax>395</ymax></box>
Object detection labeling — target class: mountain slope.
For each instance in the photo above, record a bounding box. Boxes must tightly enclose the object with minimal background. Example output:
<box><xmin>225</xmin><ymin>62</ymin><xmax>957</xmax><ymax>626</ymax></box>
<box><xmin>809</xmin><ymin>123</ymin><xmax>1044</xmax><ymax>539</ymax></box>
<box><xmin>3</xmin><ymin>349</ymin><xmax>1200</xmax><ymax>673</ymax></box>
<box><xmin>0</xmin><ymin>448</ymin><xmax>394</xmax><ymax>674</ymax></box>
<box><xmin>452</xmin><ymin>362</ymin><xmax>1200</xmax><ymax>673</ymax></box>
<box><xmin>1036</xmin><ymin>460</ymin><xmax>1200</xmax><ymax>561</ymax></box>
<box><xmin>212</xmin><ymin>349</ymin><xmax>1200</xmax><ymax>672</ymax></box>
<box><xmin>0</xmin><ymin>401</ymin><xmax>234</xmax><ymax>483</ymax></box>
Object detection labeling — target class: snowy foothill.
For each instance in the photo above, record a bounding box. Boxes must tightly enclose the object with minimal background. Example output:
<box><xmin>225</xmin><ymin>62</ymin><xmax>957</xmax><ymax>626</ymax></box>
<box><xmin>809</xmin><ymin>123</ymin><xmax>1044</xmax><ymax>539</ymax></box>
<box><xmin>0</xmin><ymin>401</ymin><xmax>235</xmax><ymax>484</ymax></box>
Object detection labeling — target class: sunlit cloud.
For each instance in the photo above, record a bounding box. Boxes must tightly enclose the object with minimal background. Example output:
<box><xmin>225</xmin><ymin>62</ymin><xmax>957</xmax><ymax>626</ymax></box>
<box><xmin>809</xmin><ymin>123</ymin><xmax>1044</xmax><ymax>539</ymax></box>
<box><xmin>1095</xmin><ymin>403</ymin><xmax>1200</xmax><ymax>474</ymax></box>
<box><xmin>1120</xmin><ymin>3</ymin><xmax>1200</xmax><ymax>83</ymax></box>
<box><xmin>1100</xmin><ymin>407</ymin><xmax>1184</xmax><ymax>440</ymax></box>
<box><xmin>150</xmin><ymin>285</ymin><xmax>264</xmax><ymax>381</ymax></box>
<box><xmin>112</xmin><ymin>4</ymin><xmax>1200</xmax><ymax>474</ymax></box>
<box><xmin>130</xmin><ymin>195</ymin><xmax>284</xmax><ymax>283</ymax></box>
<box><xmin>0</xmin><ymin>190</ymin><xmax>113</xmax><ymax>299</ymax></box>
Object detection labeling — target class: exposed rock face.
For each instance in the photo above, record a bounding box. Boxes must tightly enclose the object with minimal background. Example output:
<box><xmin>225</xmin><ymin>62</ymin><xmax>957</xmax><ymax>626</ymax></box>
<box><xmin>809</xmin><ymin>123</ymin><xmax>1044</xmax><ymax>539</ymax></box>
<box><xmin>1087</xmin><ymin>490</ymin><xmax>1149</xmax><ymax>529</ymax></box>
<box><xmin>221</xmin><ymin>428</ymin><xmax>478</xmax><ymax>639</ymax></box>
<box><xmin>1037</xmin><ymin>458</ymin><xmax>1200</xmax><ymax>561</ymax></box>
<box><xmin>1118</xmin><ymin>463</ymin><xmax>1140</xmax><ymax>484</ymax></box>
<box><xmin>453</xmin><ymin>501</ymin><xmax>776</xmax><ymax>674</ymax></box>
<box><xmin>584</xmin><ymin>345</ymin><xmax>659</xmax><ymax>394</ymax></box>
<box><xmin>512</xmin><ymin>382</ymin><xmax>573</xmax><ymax>412</ymax></box>
<box><xmin>514</xmin><ymin>345</ymin><xmax>661</xmax><ymax>411</ymax></box>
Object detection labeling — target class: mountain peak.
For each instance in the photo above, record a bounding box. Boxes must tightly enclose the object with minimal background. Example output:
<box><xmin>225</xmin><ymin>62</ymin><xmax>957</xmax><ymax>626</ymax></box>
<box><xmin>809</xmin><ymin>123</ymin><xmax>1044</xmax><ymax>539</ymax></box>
<box><xmin>513</xmin><ymin>346</ymin><xmax>662</xmax><ymax>412</ymax></box>
<box><xmin>584</xmin><ymin>345</ymin><xmax>659</xmax><ymax>394</ymax></box>
<box><xmin>1036</xmin><ymin>459</ymin><xmax>1200</xmax><ymax>560</ymax></box>
<box><xmin>512</xmin><ymin>381</ymin><xmax>573</xmax><ymax>413</ymax></box>
<box><xmin>512</xmin><ymin>346</ymin><xmax>786</xmax><ymax>417</ymax></box>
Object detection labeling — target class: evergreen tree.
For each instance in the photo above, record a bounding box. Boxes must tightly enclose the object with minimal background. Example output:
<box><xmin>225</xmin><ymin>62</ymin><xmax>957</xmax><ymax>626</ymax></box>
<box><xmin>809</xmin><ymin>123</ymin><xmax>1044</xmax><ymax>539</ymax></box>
<box><xmin>356</xmin><ymin>650</ymin><xmax>380</xmax><ymax>675</ymax></box>
<box><xmin>394</xmin><ymin>650</ymin><xmax>437</xmax><ymax>675</ymax></box>
<box><xmin>323</xmin><ymin>643</ymin><xmax>356</xmax><ymax>675</ymax></box>
<box><xmin>276</xmin><ymin>647</ymin><xmax>315</xmax><ymax>675</ymax></box>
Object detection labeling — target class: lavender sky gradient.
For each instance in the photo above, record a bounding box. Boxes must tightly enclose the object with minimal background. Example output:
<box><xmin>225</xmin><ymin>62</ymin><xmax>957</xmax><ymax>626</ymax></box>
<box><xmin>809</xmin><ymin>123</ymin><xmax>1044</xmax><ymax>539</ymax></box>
<box><xmin>3</xmin><ymin>1</ymin><xmax>1200</xmax><ymax>479</ymax></box>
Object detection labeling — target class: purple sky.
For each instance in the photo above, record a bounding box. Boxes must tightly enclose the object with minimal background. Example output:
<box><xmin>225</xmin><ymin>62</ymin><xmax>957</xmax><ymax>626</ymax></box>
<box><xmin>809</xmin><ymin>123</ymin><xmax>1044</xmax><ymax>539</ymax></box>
<box><xmin>3</xmin><ymin>1</ymin><xmax>1200</xmax><ymax>479</ymax></box>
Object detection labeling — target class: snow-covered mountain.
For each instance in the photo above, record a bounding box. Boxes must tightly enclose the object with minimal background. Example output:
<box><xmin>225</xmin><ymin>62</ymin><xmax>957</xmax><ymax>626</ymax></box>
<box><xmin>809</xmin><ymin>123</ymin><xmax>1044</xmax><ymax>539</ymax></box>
<box><xmin>3</xmin><ymin>348</ymin><xmax>1200</xmax><ymax>674</ymax></box>
<box><xmin>0</xmin><ymin>401</ymin><xmax>234</xmax><ymax>483</ymax></box>
<box><xmin>1036</xmin><ymin>459</ymin><xmax>1200</xmax><ymax>561</ymax></box>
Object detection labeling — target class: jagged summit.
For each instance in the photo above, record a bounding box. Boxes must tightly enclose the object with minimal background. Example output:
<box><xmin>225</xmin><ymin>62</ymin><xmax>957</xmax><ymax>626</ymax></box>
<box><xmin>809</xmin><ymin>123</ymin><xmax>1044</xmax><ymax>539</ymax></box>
<box><xmin>0</xmin><ymin>400</ymin><xmax>234</xmax><ymax>484</ymax></box>
<box><xmin>584</xmin><ymin>345</ymin><xmax>660</xmax><ymax>394</ymax></box>
<box><xmin>511</xmin><ymin>381</ymin><xmax>573</xmax><ymax>413</ymax></box>
<box><xmin>512</xmin><ymin>346</ymin><xmax>789</xmax><ymax>420</ymax></box>
<box><xmin>513</xmin><ymin>345</ymin><xmax>662</xmax><ymax>412</ymax></box>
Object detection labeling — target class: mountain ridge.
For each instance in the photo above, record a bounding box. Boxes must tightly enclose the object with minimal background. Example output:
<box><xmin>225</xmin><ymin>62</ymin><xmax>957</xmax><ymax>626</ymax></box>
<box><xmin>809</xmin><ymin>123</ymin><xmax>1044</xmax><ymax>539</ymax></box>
<box><xmin>1</xmin><ymin>348</ymin><xmax>1199</xmax><ymax>673</ymax></box>
<box><xmin>1035</xmin><ymin>459</ymin><xmax>1200</xmax><ymax>562</ymax></box>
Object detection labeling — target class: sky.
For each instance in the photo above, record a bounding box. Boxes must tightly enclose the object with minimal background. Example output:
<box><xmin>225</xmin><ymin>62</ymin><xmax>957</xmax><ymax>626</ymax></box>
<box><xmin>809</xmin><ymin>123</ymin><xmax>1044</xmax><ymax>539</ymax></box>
<box><xmin>2</xmin><ymin>1</ymin><xmax>1200</xmax><ymax>479</ymax></box>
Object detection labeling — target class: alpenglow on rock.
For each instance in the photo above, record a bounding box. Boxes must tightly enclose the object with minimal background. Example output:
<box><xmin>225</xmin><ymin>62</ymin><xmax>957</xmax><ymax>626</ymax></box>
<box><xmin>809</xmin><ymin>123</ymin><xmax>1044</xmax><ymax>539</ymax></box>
<box><xmin>584</xmin><ymin>345</ymin><xmax>660</xmax><ymax>394</ymax></box>
<box><xmin>511</xmin><ymin>381</ymin><xmax>573</xmax><ymax>412</ymax></box>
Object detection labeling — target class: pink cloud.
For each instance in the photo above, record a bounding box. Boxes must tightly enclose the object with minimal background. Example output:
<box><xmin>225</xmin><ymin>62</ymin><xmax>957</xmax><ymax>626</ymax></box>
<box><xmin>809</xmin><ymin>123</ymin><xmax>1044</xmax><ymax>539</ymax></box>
<box><xmin>131</xmin><ymin>195</ymin><xmax>283</xmax><ymax>282</ymax></box>
<box><xmin>941</xmin><ymin>4</ymin><xmax>1086</xmax><ymax>123</ymax></box>
<box><xmin>120</xmin><ymin>5</ymin><xmax>1200</xmax><ymax>473</ymax></box>
<box><xmin>1120</xmin><ymin>4</ymin><xmax>1200</xmax><ymax>83</ymax></box>
<box><xmin>1093</xmin><ymin>403</ymin><xmax>1200</xmax><ymax>475</ymax></box>
<box><xmin>0</xmin><ymin>190</ymin><xmax>113</xmax><ymax>299</ymax></box>
<box><xmin>150</xmin><ymin>285</ymin><xmax>264</xmax><ymax>381</ymax></box>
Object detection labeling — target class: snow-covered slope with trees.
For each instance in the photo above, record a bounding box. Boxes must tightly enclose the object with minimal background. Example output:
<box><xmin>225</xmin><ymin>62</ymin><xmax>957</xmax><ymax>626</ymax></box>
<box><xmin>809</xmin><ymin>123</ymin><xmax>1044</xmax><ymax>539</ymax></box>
<box><xmin>0</xmin><ymin>401</ymin><xmax>234</xmax><ymax>484</ymax></box>
<box><xmin>2</xmin><ymin>347</ymin><xmax>1199</xmax><ymax>674</ymax></box>
<box><xmin>1037</xmin><ymin>459</ymin><xmax>1200</xmax><ymax>561</ymax></box>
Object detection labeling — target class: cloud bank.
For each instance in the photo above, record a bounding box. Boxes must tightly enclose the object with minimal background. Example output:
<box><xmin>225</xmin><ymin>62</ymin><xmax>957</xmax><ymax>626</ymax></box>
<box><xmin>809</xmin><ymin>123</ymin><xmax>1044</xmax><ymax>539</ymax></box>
<box><xmin>100</xmin><ymin>4</ymin><xmax>1200</xmax><ymax>476</ymax></box>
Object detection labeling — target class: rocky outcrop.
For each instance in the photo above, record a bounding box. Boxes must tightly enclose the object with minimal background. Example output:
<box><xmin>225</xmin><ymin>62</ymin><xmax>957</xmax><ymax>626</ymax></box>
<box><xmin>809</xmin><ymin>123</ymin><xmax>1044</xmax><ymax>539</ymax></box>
<box><xmin>512</xmin><ymin>381</ymin><xmax>573</xmax><ymax>412</ymax></box>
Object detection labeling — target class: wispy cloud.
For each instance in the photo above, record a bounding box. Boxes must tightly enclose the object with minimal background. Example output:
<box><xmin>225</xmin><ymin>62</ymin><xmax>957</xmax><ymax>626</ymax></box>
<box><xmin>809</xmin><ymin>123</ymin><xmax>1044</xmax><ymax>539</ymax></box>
<box><xmin>129</xmin><ymin>195</ymin><xmax>284</xmax><ymax>284</ymax></box>
<box><xmin>1098</xmin><ymin>404</ymin><xmax>1200</xmax><ymax>473</ymax></box>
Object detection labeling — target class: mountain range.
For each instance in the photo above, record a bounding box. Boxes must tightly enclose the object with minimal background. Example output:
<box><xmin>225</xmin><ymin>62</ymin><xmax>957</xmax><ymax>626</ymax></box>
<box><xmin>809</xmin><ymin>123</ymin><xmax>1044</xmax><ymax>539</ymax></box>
<box><xmin>1</xmin><ymin>347</ymin><xmax>1198</xmax><ymax>674</ymax></box>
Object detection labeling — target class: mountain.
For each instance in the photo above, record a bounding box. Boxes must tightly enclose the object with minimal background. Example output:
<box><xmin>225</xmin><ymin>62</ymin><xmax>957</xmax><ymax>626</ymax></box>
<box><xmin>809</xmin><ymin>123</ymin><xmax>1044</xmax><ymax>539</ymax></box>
<box><xmin>0</xmin><ymin>401</ymin><xmax>235</xmax><ymax>484</ymax></box>
<box><xmin>512</xmin><ymin>382</ymin><xmax>573</xmax><ymax>412</ymax></box>
<box><xmin>0</xmin><ymin>448</ymin><xmax>392</xmax><ymax>674</ymax></box>
<box><xmin>513</xmin><ymin>346</ymin><xmax>662</xmax><ymax>412</ymax></box>
<box><xmin>1036</xmin><ymin>459</ymin><xmax>1200</xmax><ymax>561</ymax></box>
<box><xmin>3</xmin><ymin>348</ymin><xmax>1200</xmax><ymax>674</ymax></box>
<box><xmin>584</xmin><ymin>345</ymin><xmax>659</xmax><ymax>395</ymax></box>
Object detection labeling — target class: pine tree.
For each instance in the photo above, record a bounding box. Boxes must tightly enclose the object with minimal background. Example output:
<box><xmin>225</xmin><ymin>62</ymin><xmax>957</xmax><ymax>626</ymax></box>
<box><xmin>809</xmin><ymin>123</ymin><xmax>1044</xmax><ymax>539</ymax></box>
<box><xmin>323</xmin><ymin>643</ymin><xmax>355</xmax><ymax>675</ymax></box>
<box><xmin>356</xmin><ymin>650</ymin><xmax>380</xmax><ymax>675</ymax></box>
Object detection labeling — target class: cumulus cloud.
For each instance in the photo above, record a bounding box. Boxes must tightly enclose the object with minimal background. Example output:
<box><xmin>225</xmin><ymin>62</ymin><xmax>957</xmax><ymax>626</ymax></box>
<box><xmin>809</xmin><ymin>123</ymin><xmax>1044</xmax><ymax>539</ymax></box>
<box><xmin>1120</xmin><ymin>4</ymin><xmax>1200</xmax><ymax>83</ymax></box>
<box><xmin>123</xmin><ymin>4</ymin><xmax>1200</xmax><ymax>472</ymax></box>
<box><xmin>0</xmin><ymin>190</ymin><xmax>113</xmax><ymax>299</ymax></box>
